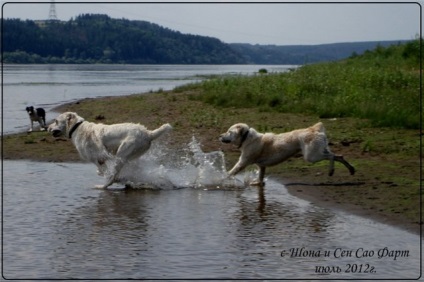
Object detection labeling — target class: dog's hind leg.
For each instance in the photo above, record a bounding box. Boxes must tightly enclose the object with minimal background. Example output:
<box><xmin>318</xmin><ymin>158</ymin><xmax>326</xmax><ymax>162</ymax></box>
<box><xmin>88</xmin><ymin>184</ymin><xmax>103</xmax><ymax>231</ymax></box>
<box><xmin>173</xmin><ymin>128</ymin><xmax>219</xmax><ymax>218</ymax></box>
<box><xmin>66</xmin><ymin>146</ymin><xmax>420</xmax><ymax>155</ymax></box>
<box><xmin>334</xmin><ymin>155</ymin><xmax>355</xmax><ymax>175</ymax></box>
<box><xmin>304</xmin><ymin>145</ymin><xmax>335</xmax><ymax>175</ymax></box>
<box><xmin>37</xmin><ymin>118</ymin><xmax>44</xmax><ymax>131</ymax></box>
<box><xmin>322</xmin><ymin>150</ymin><xmax>355</xmax><ymax>176</ymax></box>
<box><xmin>39</xmin><ymin>117</ymin><xmax>47</xmax><ymax>130</ymax></box>
<box><xmin>328</xmin><ymin>155</ymin><xmax>335</xmax><ymax>176</ymax></box>
<box><xmin>305</xmin><ymin>142</ymin><xmax>356</xmax><ymax>176</ymax></box>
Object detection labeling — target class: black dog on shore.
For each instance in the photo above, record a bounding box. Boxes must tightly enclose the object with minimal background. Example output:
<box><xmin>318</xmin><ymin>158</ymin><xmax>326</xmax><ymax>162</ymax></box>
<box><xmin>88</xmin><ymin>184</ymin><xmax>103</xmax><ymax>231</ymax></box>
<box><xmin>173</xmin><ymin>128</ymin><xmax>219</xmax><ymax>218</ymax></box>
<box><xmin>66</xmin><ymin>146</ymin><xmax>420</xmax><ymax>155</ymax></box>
<box><xmin>26</xmin><ymin>106</ymin><xmax>47</xmax><ymax>132</ymax></box>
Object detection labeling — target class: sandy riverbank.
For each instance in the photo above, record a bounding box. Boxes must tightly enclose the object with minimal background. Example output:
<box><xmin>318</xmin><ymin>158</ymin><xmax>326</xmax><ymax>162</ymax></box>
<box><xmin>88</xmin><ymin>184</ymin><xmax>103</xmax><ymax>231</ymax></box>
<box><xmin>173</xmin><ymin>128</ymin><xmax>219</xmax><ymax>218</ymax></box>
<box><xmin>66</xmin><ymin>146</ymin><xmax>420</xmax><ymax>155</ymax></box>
<box><xmin>3</xmin><ymin>90</ymin><xmax>422</xmax><ymax>235</ymax></box>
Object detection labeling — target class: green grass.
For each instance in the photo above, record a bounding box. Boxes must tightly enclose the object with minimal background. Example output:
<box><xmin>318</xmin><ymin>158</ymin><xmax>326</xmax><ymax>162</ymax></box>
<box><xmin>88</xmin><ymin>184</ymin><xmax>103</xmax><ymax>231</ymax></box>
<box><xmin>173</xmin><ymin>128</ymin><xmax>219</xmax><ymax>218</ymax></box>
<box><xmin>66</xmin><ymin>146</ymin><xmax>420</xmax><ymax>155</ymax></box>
<box><xmin>182</xmin><ymin>40</ymin><xmax>421</xmax><ymax>129</ymax></box>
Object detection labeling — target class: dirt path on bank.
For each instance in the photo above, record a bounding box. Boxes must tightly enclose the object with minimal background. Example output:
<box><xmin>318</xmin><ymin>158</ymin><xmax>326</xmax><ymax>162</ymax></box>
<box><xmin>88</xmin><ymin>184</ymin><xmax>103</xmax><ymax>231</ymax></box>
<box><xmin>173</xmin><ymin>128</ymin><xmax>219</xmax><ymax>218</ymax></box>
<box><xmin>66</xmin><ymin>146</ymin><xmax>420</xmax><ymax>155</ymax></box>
<box><xmin>2</xmin><ymin>90</ymin><xmax>422</xmax><ymax>235</ymax></box>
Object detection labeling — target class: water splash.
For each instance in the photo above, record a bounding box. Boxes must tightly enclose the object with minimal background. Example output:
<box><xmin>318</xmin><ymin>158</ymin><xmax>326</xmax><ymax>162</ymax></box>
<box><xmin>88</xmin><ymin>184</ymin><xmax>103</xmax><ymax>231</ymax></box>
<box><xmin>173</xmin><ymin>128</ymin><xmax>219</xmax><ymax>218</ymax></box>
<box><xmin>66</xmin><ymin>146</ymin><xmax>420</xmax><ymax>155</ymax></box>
<box><xmin>110</xmin><ymin>137</ymin><xmax>251</xmax><ymax>189</ymax></box>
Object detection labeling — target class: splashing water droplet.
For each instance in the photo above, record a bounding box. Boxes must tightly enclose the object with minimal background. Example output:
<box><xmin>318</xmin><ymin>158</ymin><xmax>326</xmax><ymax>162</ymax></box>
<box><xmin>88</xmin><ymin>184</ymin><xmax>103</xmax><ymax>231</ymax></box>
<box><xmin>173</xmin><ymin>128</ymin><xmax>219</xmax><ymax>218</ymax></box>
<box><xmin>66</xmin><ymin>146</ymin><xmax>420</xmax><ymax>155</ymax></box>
<box><xmin>102</xmin><ymin>136</ymin><xmax>249</xmax><ymax>189</ymax></box>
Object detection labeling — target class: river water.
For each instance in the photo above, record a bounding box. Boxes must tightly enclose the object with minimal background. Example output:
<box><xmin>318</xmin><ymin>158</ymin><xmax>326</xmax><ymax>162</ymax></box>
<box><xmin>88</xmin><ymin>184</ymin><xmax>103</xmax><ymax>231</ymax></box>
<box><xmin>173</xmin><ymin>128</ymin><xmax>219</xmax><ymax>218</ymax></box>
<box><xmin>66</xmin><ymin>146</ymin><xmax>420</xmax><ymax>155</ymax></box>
<box><xmin>3</xmin><ymin>64</ymin><xmax>292</xmax><ymax>134</ymax></box>
<box><xmin>2</xmin><ymin>64</ymin><xmax>422</xmax><ymax>279</ymax></box>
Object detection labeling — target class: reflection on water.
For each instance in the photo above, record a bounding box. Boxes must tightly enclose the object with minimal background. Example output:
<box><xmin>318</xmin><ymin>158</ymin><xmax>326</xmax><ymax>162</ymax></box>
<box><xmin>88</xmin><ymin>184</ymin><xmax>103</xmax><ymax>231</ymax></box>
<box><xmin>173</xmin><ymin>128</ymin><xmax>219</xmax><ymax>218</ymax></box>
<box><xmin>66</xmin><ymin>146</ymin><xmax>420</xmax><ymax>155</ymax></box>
<box><xmin>3</xmin><ymin>158</ymin><xmax>421</xmax><ymax>279</ymax></box>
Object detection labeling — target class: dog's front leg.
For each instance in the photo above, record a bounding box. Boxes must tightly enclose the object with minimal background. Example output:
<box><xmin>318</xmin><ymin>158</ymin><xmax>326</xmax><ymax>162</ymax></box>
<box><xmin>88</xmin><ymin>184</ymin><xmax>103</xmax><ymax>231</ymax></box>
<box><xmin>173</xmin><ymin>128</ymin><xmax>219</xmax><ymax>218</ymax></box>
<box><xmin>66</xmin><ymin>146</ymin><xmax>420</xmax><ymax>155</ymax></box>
<box><xmin>96</xmin><ymin>159</ymin><xmax>107</xmax><ymax>176</ymax></box>
<box><xmin>228</xmin><ymin>158</ymin><xmax>248</xmax><ymax>177</ymax></box>
<box><xmin>95</xmin><ymin>158</ymin><xmax>124</xmax><ymax>189</ymax></box>
<box><xmin>250</xmin><ymin>166</ymin><xmax>266</xmax><ymax>186</ymax></box>
<box><xmin>100</xmin><ymin>175</ymin><xmax>116</xmax><ymax>189</ymax></box>
<box><xmin>228</xmin><ymin>159</ymin><xmax>266</xmax><ymax>186</ymax></box>
<box><xmin>28</xmin><ymin>120</ymin><xmax>34</xmax><ymax>132</ymax></box>
<box><xmin>96</xmin><ymin>171</ymin><xmax>118</xmax><ymax>189</ymax></box>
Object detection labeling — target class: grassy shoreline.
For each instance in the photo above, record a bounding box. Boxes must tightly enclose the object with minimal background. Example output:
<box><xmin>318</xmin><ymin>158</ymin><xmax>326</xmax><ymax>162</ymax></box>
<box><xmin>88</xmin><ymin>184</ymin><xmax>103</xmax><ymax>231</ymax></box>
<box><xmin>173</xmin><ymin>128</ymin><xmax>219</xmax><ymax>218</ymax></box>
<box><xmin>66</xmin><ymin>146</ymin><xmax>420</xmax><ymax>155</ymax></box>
<box><xmin>3</xmin><ymin>89</ymin><xmax>421</xmax><ymax>235</ymax></box>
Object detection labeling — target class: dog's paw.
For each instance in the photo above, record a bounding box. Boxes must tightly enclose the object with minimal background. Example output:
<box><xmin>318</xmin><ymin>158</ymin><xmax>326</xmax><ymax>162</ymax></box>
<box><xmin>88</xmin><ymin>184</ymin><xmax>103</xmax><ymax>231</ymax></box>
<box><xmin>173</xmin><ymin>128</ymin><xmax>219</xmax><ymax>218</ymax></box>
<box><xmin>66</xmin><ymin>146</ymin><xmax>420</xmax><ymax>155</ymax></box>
<box><xmin>250</xmin><ymin>180</ymin><xmax>265</xmax><ymax>187</ymax></box>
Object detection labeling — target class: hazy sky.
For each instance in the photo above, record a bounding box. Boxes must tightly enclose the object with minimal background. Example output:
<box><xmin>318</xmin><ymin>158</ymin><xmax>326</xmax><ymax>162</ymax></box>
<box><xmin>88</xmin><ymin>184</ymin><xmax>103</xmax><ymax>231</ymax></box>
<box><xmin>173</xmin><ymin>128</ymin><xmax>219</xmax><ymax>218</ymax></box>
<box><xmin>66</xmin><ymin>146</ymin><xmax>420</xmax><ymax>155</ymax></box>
<box><xmin>1</xmin><ymin>1</ymin><xmax>421</xmax><ymax>45</ymax></box>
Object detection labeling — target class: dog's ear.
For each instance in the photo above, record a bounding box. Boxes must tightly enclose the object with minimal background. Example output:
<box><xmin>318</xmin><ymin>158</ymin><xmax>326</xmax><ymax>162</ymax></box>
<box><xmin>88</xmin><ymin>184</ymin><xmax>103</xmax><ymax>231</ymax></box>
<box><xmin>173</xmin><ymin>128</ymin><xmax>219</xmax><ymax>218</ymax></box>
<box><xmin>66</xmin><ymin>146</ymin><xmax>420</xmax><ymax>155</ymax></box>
<box><xmin>66</xmin><ymin>112</ymin><xmax>84</xmax><ymax>126</ymax></box>
<box><xmin>65</xmin><ymin>113</ymin><xmax>77</xmax><ymax>128</ymax></box>
<box><xmin>66</xmin><ymin>113</ymin><xmax>75</xmax><ymax>121</ymax></box>
<box><xmin>237</xmin><ymin>124</ymin><xmax>248</xmax><ymax>136</ymax></box>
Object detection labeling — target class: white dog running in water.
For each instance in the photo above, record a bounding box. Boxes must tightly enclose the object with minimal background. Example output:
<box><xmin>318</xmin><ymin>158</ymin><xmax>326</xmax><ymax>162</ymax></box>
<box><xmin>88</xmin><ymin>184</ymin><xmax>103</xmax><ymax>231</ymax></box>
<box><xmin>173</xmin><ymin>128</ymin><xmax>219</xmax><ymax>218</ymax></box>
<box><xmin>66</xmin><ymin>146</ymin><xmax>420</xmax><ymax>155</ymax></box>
<box><xmin>220</xmin><ymin>122</ymin><xmax>355</xmax><ymax>186</ymax></box>
<box><xmin>48</xmin><ymin>112</ymin><xmax>172</xmax><ymax>189</ymax></box>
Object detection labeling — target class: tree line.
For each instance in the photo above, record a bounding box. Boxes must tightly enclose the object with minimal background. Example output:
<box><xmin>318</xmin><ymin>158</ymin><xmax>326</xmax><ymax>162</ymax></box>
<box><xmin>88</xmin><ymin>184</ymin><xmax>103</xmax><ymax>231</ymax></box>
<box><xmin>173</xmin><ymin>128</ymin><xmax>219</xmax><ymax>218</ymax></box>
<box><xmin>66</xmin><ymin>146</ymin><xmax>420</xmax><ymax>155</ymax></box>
<box><xmin>2</xmin><ymin>14</ymin><xmax>412</xmax><ymax>65</ymax></box>
<box><xmin>230</xmin><ymin>40</ymin><xmax>411</xmax><ymax>64</ymax></box>
<box><xmin>2</xmin><ymin>14</ymin><xmax>246</xmax><ymax>64</ymax></box>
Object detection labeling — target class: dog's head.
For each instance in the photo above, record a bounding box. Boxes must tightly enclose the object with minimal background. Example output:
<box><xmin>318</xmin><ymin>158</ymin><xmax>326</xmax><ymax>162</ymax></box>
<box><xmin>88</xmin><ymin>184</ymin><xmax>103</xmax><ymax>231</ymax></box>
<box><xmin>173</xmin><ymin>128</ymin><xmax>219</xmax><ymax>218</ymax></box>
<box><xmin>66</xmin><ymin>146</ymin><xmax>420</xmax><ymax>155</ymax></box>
<box><xmin>26</xmin><ymin>106</ymin><xmax>35</xmax><ymax>115</ymax></box>
<box><xmin>48</xmin><ymin>112</ymin><xmax>84</xmax><ymax>138</ymax></box>
<box><xmin>220</xmin><ymin>123</ymin><xmax>250</xmax><ymax>147</ymax></box>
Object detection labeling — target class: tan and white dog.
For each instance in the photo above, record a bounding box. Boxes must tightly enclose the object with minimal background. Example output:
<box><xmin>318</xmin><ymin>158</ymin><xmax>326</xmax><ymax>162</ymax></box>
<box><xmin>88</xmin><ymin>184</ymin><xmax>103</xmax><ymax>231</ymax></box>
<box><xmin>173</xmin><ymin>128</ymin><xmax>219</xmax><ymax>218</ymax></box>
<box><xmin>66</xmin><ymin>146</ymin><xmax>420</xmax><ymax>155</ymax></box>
<box><xmin>220</xmin><ymin>122</ymin><xmax>355</xmax><ymax>186</ymax></box>
<box><xmin>48</xmin><ymin>112</ymin><xmax>172</xmax><ymax>189</ymax></box>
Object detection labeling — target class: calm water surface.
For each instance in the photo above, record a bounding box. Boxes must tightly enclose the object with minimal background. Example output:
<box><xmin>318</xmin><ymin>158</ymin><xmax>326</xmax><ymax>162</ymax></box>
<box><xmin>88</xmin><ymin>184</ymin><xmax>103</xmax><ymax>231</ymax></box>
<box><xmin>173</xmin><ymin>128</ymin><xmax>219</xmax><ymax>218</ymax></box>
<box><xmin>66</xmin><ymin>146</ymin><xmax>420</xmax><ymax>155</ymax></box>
<box><xmin>2</xmin><ymin>65</ymin><xmax>422</xmax><ymax>279</ymax></box>
<box><xmin>3</xmin><ymin>160</ymin><xmax>421</xmax><ymax>279</ymax></box>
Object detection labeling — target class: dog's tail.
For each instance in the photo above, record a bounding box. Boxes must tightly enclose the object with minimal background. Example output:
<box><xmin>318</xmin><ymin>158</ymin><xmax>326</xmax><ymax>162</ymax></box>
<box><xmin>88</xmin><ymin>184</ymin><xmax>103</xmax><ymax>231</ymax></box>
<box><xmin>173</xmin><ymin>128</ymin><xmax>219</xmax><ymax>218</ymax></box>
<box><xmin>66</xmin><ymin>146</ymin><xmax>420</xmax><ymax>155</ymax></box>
<box><xmin>150</xmin><ymin>123</ymin><xmax>173</xmax><ymax>140</ymax></box>
<box><xmin>312</xmin><ymin>122</ymin><xmax>325</xmax><ymax>133</ymax></box>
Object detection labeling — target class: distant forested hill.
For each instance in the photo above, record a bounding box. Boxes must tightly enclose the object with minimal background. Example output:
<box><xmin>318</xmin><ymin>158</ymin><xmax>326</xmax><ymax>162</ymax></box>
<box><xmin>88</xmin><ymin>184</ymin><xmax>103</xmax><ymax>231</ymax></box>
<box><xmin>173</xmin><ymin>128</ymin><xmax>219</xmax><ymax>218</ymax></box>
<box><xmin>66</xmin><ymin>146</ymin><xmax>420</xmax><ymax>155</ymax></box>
<box><xmin>230</xmin><ymin>41</ymin><xmax>410</xmax><ymax>64</ymax></box>
<box><xmin>2</xmin><ymin>14</ymin><xmax>246</xmax><ymax>64</ymax></box>
<box><xmin>2</xmin><ymin>14</ymin><xmax>410</xmax><ymax>64</ymax></box>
